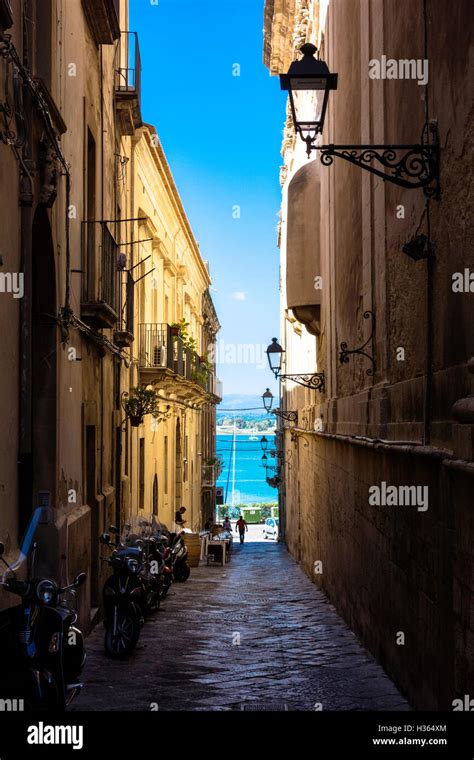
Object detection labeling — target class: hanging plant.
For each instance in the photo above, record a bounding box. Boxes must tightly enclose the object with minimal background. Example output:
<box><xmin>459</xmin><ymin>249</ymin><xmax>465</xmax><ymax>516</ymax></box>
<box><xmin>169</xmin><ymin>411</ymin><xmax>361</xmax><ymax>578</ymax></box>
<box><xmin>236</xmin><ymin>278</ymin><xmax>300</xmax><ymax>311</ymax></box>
<box><xmin>205</xmin><ymin>455</ymin><xmax>224</xmax><ymax>468</ymax></box>
<box><xmin>266</xmin><ymin>475</ymin><xmax>281</xmax><ymax>489</ymax></box>
<box><xmin>121</xmin><ymin>386</ymin><xmax>170</xmax><ymax>427</ymax></box>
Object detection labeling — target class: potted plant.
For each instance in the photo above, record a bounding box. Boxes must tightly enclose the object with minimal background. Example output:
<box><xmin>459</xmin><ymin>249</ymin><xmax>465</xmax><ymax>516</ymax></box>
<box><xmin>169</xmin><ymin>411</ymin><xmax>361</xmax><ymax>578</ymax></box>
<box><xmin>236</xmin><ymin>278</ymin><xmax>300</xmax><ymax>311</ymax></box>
<box><xmin>170</xmin><ymin>323</ymin><xmax>181</xmax><ymax>338</ymax></box>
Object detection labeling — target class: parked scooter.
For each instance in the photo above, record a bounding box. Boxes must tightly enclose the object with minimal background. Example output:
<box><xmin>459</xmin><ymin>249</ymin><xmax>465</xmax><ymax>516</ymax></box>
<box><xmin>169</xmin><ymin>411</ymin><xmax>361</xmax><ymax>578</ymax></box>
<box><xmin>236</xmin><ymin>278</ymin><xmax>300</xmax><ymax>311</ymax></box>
<box><xmin>122</xmin><ymin>516</ymin><xmax>170</xmax><ymax>611</ymax></box>
<box><xmin>0</xmin><ymin>507</ymin><xmax>87</xmax><ymax>710</ymax></box>
<box><xmin>100</xmin><ymin>526</ymin><xmax>147</xmax><ymax>658</ymax></box>
<box><xmin>144</xmin><ymin>535</ymin><xmax>172</xmax><ymax>604</ymax></box>
<box><xmin>169</xmin><ymin>531</ymin><xmax>191</xmax><ymax>582</ymax></box>
<box><xmin>147</xmin><ymin>524</ymin><xmax>173</xmax><ymax>597</ymax></box>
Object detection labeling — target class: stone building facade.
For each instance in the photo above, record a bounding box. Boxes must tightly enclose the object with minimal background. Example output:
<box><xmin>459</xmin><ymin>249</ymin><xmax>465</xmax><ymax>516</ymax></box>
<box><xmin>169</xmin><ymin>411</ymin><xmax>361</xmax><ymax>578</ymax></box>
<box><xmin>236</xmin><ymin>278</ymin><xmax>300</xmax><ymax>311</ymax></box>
<box><xmin>128</xmin><ymin>123</ymin><xmax>221</xmax><ymax>534</ymax></box>
<box><xmin>0</xmin><ymin>0</ymin><xmax>220</xmax><ymax>629</ymax></box>
<box><xmin>264</xmin><ymin>0</ymin><xmax>474</xmax><ymax>708</ymax></box>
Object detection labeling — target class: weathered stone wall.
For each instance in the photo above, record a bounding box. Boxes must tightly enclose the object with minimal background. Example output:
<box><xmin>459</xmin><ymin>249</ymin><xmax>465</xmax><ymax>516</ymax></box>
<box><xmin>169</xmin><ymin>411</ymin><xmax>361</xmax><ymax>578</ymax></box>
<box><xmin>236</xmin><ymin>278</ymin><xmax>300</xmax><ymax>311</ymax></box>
<box><xmin>284</xmin><ymin>428</ymin><xmax>474</xmax><ymax>708</ymax></box>
<box><xmin>265</xmin><ymin>0</ymin><xmax>474</xmax><ymax>710</ymax></box>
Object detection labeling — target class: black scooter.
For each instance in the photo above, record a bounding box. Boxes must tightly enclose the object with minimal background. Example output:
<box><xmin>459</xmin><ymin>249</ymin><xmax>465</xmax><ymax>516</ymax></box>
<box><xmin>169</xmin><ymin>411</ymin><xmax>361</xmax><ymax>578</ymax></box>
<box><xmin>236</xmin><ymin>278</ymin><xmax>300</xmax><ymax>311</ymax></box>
<box><xmin>0</xmin><ymin>508</ymin><xmax>87</xmax><ymax>711</ymax></box>
<box><xmin>169</xmin><ymin>531</ymin><xmax>191</xmax><ymax>582</ymax></box>
<box><xmin>100</xmin><ymin>531</ymin><xmax>147</xmax><ymax>658</ymax></box>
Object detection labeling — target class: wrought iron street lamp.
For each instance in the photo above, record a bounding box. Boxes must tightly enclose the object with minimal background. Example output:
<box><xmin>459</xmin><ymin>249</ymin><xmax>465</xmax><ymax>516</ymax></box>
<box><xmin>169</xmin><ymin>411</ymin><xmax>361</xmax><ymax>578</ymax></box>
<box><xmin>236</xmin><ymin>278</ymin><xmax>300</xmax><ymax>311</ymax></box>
<box><xmin>280</xmin><ymin>43</ymin><xmax>439</xmax><ymax>197</ymax></box>
<box><xmin>266</xmin><ymin>338</ymin><xmax>284</xmax><ymax>376</ymax></box>
<box><xmin>260</xmin><ymin>436</ymin><xmax>268</xmax><ymax>453</ymax></box>
<box><xmin>266</xmin><ymin>338</ymin><xmax>325</xmax><ymax>392</ymax></box>
<box><xmin>280</xmin><ymin>43</ymin><xmax>337</xmax><ymax>149</ymax></box>
<box><xmin>262</xmin><ymin>388</ymin><xmax>274</xmax><ymax>412</ymax></box>
<box><xmin>262</xmin><ymin>388</ymin><xmax>298</xmax><ymax>423</ymax></box>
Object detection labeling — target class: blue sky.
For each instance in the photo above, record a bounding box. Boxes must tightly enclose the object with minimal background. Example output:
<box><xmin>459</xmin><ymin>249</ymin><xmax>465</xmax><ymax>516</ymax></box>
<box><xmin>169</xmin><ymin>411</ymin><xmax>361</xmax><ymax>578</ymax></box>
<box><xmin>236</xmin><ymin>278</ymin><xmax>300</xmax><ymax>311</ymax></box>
<box><xmin>130</xmin><ymin>0</ymin><xmax>284</xmax><ymax>399</ymax></box>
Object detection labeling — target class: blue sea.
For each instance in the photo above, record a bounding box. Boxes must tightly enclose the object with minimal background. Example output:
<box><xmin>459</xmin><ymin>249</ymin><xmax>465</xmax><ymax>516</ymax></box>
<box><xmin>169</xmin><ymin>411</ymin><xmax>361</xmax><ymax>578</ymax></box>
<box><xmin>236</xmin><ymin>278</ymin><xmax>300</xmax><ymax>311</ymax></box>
<box><xmin>216</xmin><ymin>433</ymin><xmax>278</xmax><ymax>505</ymax></box>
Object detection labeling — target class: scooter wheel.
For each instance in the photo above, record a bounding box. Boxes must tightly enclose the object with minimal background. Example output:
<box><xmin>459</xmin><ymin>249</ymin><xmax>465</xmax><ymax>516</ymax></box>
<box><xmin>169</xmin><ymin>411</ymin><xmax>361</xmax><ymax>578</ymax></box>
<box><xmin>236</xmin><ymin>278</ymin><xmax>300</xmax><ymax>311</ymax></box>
<box><xmin>175</xmin><ymin>564</ymin><xmax>191</xmax><ymax>582</ymax></box>
<box><xmin>144</xmin><ymin>590</ymin><xmax>160</xmax><ymax>614</ymax></box>
<box><xmin>104</xmin><ymin>612</ymin><xmax>140</xmax><ymax>658</ymax></box>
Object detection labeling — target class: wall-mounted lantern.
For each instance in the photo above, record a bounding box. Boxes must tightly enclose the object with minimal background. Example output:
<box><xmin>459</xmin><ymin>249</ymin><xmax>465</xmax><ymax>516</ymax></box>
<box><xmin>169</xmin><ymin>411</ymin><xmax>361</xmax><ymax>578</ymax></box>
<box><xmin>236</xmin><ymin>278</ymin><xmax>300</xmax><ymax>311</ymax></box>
<box><xmin>280</xmin><ymin>43</ymin><xmax>439</xmax><ymax>197</ymax></box>
<box><xmin>266</xmin><ymin>338</ymin><xmax>325</xmax><ymax>392</ymax></box>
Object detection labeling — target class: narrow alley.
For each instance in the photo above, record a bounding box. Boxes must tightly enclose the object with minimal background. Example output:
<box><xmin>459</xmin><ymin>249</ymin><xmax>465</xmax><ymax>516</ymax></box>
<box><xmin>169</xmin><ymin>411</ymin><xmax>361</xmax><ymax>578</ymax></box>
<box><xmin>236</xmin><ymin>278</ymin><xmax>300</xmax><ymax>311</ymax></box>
<box><xmin>77</xmin><ymin>535</ymin><xmax>409</xmax><ymax>712</ymax></box>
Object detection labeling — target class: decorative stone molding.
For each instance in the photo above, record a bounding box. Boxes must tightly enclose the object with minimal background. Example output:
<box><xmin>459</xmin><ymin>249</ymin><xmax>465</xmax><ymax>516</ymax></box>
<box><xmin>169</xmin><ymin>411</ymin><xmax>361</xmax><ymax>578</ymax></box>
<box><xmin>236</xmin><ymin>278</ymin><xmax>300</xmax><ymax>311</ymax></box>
<box><xmin>263</xmin><ymin>0</ymin><xmax>297</xmax><ymax>75</ymax></box>
<box><xmin>292</xmin><ymin>0</ymin><xmax>311</xmax><ymax>58</ymax></box>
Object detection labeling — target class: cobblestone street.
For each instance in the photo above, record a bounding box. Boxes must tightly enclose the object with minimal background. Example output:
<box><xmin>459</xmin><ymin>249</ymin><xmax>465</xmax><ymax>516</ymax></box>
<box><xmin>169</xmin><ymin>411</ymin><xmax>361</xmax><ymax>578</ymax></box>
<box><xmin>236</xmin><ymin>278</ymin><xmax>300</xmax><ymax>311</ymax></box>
<box><xmin>76</xmin><ymin>535</ymin><xmax>410</xmax><ymax>712</ymax></box>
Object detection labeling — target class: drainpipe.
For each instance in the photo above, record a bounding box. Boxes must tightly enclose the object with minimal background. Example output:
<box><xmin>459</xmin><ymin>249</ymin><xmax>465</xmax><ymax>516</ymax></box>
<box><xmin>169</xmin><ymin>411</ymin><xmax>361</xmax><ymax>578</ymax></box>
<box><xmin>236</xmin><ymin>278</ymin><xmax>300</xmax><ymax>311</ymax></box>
<box><xmin>99</xmin><ymin>45</ymin><xmax>105</xmax><ymax>494</ymax></box>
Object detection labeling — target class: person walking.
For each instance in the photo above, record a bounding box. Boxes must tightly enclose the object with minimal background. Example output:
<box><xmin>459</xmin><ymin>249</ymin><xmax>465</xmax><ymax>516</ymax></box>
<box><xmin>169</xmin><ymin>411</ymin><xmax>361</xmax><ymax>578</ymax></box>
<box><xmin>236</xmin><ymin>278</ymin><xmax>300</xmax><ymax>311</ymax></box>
<box><xmin>175</xmin><ymin>506</ymin><xmax>187</xmax><ymax>531</ymax></box>
<box><xmin>235</xmin><ymin>515</ymin><xmax>248</xmax><ymax>544</ymax></box>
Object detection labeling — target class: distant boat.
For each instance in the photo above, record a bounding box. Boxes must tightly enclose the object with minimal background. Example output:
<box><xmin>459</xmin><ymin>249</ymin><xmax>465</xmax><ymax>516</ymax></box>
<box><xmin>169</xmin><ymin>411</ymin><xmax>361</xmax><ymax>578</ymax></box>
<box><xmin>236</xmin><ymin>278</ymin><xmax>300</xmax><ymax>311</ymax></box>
<box><xmin>248</xmin><ymin>435</ymin><xmax>258</xmax><ymax>441</ymax></box>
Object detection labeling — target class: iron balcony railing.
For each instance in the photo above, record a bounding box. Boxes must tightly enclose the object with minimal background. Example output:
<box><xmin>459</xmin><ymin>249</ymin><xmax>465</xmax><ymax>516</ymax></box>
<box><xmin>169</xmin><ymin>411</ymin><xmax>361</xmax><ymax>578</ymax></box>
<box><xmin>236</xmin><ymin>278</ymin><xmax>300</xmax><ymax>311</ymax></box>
<box><xmin>81</xmin><ymin>222</ymin><xmax>119</xmax><ymax>321</ymax></box>
<box><xmin>114</xmin><ymin>31</ymin><xmax>142</xmax><ymax>134</ymax></box>
<box><xmin>100</xmin><ymin>224</ymin><xmax>118</xmax><ymax>309</ymax></box>
<box><xmin>139</xmin><ymin>323</ymin><xmax>220</xmax><ymax>394</ymax></box>
<box><xmin>206</xmin><ymin>375</ymin><xmax>223</xmax><ymax>399</ymax></box>
<box><xmin>115</xmin><ymin>31</ymin><xmax>141</xmax><ymax>96</ymax></box>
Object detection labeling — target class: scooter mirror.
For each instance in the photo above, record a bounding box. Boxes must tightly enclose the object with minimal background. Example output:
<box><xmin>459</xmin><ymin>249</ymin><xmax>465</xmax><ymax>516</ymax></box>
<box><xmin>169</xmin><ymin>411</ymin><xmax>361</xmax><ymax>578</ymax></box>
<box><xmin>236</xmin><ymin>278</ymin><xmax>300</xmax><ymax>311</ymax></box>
<box><xmin>109</xmin><ymin>525</ymin><xmax>119</xmax><ymax>534</ymax></box>
<box><xmin>99</xmin><ymin>533</ymin><xmax>111</xmax><ymax>545</ymax></box>
<box><xmin>74</xmin><ymin>572</ymin><xmax>87</xmax><ymax>588</ymax></box>
<box><xmin>0</xmin><ymin>542</ymin><xmax>4</xmax><ymax>557</ymax></box>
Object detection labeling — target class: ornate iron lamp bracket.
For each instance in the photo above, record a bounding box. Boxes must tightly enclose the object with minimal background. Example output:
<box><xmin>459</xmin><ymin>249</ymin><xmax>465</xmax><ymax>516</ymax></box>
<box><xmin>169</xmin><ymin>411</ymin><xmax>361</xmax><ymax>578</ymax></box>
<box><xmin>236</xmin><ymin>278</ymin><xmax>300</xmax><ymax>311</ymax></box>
<box><xmin>339</xmin><ymin>310</ymin><xmax>376</xmax><ymax>376</ymax></box>
<box><xmin>279</xmin><ymin>373</ymin><xmax>325</xmax><ymax>392</ymax></box>
<box><xmin>289</xmin><ymin>430</ymin><xmax>310</xmax><ymax>447</ymax></box>
<box><xmin>312</xmin><ymin>122</ymin><xmax>440</xmax><ymax>199</ymax></box>
<box><xmin>271</xmin><ymin>409</ymin><xmax>298</xmax><ymax>423</ymax></box>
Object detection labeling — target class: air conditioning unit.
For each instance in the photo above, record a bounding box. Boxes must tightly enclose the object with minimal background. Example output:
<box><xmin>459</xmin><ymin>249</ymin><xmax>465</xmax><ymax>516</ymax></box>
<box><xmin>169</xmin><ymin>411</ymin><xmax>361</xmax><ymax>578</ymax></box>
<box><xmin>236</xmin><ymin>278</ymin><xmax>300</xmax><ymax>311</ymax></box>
<box><xmin>153</xmin><ymin>345</ymin><xmax>167</xmax><ymax>367</ymax></box>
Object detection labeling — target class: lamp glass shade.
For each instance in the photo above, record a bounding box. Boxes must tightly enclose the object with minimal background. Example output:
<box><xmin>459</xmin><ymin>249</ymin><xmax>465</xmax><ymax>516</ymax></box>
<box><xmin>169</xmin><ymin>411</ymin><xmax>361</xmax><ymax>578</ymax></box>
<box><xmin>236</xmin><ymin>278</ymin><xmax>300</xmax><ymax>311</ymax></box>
<box><xmin>291</xmin><ymin>79</ymin><xmax>326</xmax><ymax>123</ymax></box>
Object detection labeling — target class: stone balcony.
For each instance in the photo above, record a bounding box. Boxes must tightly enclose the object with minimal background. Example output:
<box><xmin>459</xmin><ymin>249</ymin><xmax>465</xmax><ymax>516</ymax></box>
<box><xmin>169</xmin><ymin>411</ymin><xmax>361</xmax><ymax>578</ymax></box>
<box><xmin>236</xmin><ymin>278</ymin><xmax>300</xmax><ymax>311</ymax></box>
<box><xmin>138</xmin><ymin>323</ymin><xmax>222</xmax><ymax>404</ymax></box>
